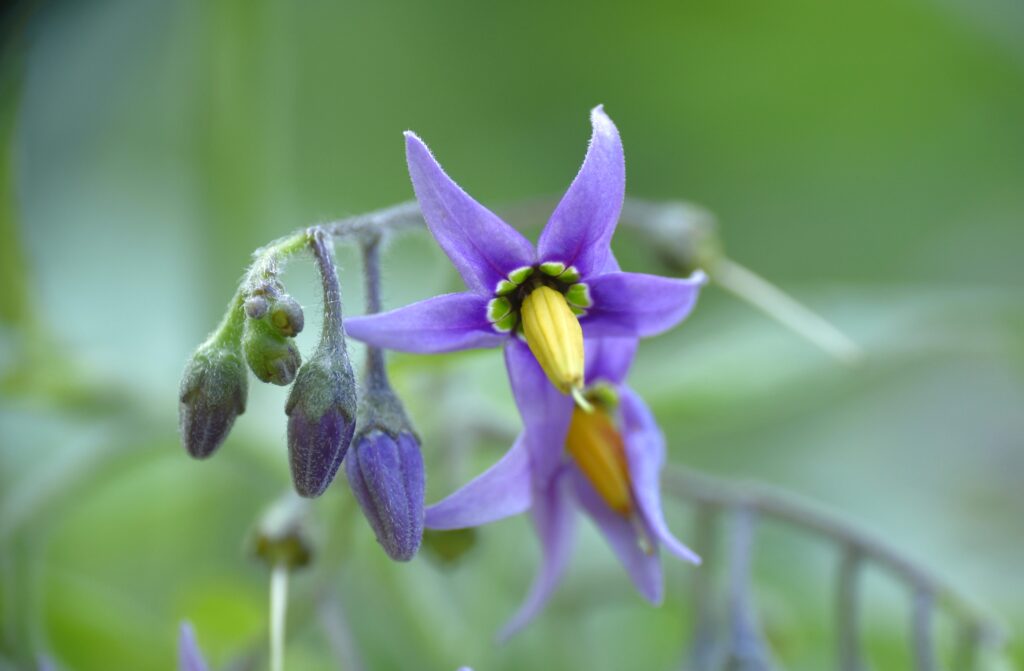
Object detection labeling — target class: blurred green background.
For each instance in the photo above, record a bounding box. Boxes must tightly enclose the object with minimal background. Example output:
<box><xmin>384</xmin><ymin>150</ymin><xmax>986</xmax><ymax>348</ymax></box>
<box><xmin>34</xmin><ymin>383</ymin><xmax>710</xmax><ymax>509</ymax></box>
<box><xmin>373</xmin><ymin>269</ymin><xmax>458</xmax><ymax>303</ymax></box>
<box><xmin>1</xmin><ymin>0</ymin><xmax>1022</xmax><ymax>669</ymax></box>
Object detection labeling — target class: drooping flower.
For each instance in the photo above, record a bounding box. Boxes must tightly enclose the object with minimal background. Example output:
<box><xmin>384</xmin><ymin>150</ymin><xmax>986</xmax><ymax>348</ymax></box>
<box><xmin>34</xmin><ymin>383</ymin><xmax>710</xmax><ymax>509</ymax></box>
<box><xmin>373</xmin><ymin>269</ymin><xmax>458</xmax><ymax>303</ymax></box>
<box><xmin>344</xmin><ymin>106</ymin><xmax>705</xmax><ymax>405</ymax></box>
<box><xmin>424</xmin><ymin>336</ymin><xmax>700</xmax><ymax>640</ymax></box>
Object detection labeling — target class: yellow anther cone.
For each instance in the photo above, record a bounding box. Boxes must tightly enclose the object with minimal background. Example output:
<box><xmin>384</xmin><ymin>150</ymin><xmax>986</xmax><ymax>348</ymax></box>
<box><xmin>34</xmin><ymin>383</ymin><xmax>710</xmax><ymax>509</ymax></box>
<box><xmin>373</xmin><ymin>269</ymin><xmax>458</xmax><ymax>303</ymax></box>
<box><xmin>521</xmin><ymin>285</ymin><xmax>585</xmax><ymax>396</ymax></box>
<box><xmin>565</xmin><ymin>407</ymin><xmax>633</xmax><ymax>516</ymax></box>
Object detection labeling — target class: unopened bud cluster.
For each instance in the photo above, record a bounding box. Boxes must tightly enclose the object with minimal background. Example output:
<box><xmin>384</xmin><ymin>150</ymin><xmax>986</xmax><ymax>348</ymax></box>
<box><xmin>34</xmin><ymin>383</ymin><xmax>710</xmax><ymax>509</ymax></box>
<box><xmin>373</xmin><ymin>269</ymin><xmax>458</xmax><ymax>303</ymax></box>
<box><xmin>242</xmin><ymin>287</ymin><xmax>305</xmax><ymax>385</ymax></box>
<box><xmin>179</xmin><ymin>231</ymin><xmax>426</xmax><ymax>562</ymax></box>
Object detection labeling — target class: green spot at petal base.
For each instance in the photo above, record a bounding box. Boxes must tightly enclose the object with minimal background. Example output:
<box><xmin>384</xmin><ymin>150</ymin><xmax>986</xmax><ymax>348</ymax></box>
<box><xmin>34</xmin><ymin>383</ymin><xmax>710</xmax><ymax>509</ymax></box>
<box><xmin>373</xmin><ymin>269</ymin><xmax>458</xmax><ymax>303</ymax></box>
<box><xmin>496</xmin><ymin>280</ymin><xmax>518</xmax><ymax>296</ymax></box>
<box><xmin>508</xmin><ymin>266</ymin><xmax>535</xmax><ymax>285</ymax></box>
<box><xmin>558</xmin><ymin>266</ymin><xmax>581</xmax><ymax>283</ymax></box>
<box><xmin>564</xmin><ymin>283</ymin><xmax>592</xmax><ymax>308</ymax></box>
<box><xmin>493</xmin><ymin>312</ymin><xmax>518</xmax><ymax>332</ymax></box>
<box><xmin>539</xmin><ymin>261</ymin><xmax>566</xmax><ymax>276</ymax></box>
<box><xmin>488</xmin><ymin>297</ymin><xmax>512</xmax><ymax>322</ymax></box>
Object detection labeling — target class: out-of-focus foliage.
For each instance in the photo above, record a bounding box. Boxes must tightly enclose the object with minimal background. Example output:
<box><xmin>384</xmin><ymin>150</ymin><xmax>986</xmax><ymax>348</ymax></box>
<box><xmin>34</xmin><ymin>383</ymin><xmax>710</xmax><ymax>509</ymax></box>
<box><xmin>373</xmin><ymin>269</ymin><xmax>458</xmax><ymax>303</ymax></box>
<box><xmin>1</xmin><ymin>0</ymin><xmax>1022</xmax><ymax>669</ymax></box>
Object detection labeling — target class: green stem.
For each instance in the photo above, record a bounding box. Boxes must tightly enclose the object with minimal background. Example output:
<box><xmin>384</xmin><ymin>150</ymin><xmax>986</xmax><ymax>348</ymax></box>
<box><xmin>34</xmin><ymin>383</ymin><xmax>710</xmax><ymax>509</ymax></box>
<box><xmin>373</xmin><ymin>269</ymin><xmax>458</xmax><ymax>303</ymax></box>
<box><xmin>710</xmin><ymin>257</ymin><xmax>863</xmax><ymax>365</ymax></box>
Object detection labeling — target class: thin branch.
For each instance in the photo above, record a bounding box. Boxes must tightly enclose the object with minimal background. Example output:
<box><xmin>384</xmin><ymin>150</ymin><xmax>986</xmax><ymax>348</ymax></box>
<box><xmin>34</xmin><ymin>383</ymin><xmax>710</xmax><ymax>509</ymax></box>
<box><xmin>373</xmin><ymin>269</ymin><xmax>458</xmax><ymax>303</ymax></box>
<box><xmin>309</xmin><ymin>228</ymin><xmax>347</xmax><ymax>353</ymax></box>
<box><xmin>687</xmin><ymin>503</ymin><xmax>720</xmax><ymax>671</ymax></box>
<box><xmin>723</xmin><ymin>506</ymin><xmax>773</xmax><ymax>671</ymax></box>
<box><xmin>662</xmin><ymin>467</ymin><xmax>1002</xmax><ymax>649</ymax></box>
<box><xmin>711</xmin><ymin>257</ymin><xmax>863</xmax><ymax>365</ymax></box>
<box><xmin>358</xmin><ymin>232</ymin><xmax>388</xmax><ymax>393</ymax></box>
<box><xmin>837</xmin><ymin>546</ymin><xmax>866</xmax><ymax>671</ymax></box>
<box><xmin>912</xmin><ymin>587</ymin><xmax>935</xmax><ymax>671</ymax></box>
<box><xmin>321</xmin><ymin>201</ymin><xmax>424</xmax><ymax>242</ymax></box>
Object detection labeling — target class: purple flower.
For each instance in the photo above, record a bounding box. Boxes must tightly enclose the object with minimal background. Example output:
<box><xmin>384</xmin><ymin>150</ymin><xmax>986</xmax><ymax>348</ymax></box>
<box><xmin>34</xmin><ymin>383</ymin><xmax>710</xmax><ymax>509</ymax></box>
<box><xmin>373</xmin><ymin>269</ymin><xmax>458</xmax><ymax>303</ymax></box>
<box><xmin>345</xmin><ymin>107</ymin><xmax>705</xmax><ymax>401</ymax></box>
<box><xmin>424</xmin><ymin>336</ymin><xmax>700</xmax><ymax>640</ymax></box>
<box><xmin>178</xmin><ymin>622</ymin><xmax>209</xmax><ymax>671</ymax></box>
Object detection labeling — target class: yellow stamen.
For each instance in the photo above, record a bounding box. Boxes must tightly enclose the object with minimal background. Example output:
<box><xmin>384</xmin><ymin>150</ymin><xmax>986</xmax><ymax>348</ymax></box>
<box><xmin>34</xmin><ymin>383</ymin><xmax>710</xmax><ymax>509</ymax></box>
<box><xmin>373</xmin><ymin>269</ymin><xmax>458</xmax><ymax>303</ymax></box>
<box><xmin>521</xmin><ymin>285</ymin><xmax>585</xmax><ymax>396</ymax></box>
<box><xmin>565</xmin><ymin>407</ymin><xmax>633</xmax><ymax>516</ymax></box>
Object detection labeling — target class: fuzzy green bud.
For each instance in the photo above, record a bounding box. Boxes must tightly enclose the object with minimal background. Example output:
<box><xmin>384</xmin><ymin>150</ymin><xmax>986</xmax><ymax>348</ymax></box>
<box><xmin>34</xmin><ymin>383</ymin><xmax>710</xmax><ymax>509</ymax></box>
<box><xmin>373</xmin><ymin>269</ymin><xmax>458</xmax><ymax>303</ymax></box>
<box><xmin>179</xmin><ymin>343</ymin><xmax>247</xmax><ymax>459</ymax></box>
<box><xmin>268</xmin><ymin>295</ymin><xmax>304</xmax><ymax>337</ymax></box>
<box><xmin>243</xmin><ymin>317</ymin><xmax>301</xmax><ymax>386</ymax></box>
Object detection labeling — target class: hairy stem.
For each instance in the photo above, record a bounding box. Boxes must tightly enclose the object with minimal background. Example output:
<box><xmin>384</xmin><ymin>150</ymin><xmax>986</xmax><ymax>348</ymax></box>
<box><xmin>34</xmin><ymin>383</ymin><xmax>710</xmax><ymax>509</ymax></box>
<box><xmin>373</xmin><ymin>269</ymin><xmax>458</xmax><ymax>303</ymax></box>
<box><xmin>309</xmin><ymin>228</ymin><xmax>348</xmax><ymax>353</ymax></box>
<box><xmin>359</xmin><ymin>232</ymin><xmax>388</xmax><ymax>390</ymax></box>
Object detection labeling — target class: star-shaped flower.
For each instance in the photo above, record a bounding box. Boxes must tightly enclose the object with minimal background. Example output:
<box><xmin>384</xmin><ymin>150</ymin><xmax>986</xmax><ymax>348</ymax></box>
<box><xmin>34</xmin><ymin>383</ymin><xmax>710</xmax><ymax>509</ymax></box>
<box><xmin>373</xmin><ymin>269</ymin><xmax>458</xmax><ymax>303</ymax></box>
<box><xmin>424</xmin><ymin>336</ymin><xmax>700</xmax><ymax>640</ymax></box>
<box><xmin>345</xmin><ymin>107</ymin><xmax>705</xmax><ymax>403</ymax></box>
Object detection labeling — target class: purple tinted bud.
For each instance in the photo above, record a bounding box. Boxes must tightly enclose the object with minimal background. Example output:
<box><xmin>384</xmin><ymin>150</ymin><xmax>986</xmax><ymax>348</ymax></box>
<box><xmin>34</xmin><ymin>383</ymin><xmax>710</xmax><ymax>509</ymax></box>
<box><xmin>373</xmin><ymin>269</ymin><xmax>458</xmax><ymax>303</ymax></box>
<box><xmin>244</xmin><ymin>295</ymin><xmax>269</xmax><ymax>319</ymax></box>
<box><xmin>285</xmin><ymin>348</ymin><xmax>357</xmax><ymax>497</ymax></box>
<box><xmin>345</xmin><ymin>430</ymin><xmax>425</xmax><ymax>561</ymax></box>
<box><xmin>179</xmin><ymin>345</ymin><xmax>247</xmax><ymax>459</ymax></box>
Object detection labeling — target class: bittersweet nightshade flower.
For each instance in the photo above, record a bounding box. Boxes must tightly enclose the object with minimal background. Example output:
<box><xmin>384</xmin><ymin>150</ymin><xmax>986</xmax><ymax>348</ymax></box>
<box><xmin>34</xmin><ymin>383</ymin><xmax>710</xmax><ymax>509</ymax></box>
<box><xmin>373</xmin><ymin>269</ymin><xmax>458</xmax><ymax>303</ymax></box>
<box><xmin>179</xmin><ymin>342</ymin><xmax>247</xmax><ymax>459</ymax></box>
<box><xmin>425</xmin><ymin>337</ymin><xmax>700</xmax><ymax>640</ymax></box>
<box><xmin>344</xmin><ymin>106</ymin><xmax>705</xmax><ymax>405</ymax></box>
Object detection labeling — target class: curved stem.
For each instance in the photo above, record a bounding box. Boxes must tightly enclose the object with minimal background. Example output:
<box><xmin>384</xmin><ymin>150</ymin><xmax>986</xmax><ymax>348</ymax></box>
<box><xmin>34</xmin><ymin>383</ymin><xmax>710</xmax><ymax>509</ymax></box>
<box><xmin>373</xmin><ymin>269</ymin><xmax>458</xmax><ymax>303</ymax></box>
<box><xmin>662</xmin><ymin>467</ymin><xmax>1002</xmax><ymax>648</ymax></box>
<box><xmin>837</xmin><ymin>546</ymin><xmax>865</xmax><ymax>671</ymax></box>
<box><xmin>309</xmin><ymin>228</ymin><xmax>348</xmax><ymax>353</ymax></box>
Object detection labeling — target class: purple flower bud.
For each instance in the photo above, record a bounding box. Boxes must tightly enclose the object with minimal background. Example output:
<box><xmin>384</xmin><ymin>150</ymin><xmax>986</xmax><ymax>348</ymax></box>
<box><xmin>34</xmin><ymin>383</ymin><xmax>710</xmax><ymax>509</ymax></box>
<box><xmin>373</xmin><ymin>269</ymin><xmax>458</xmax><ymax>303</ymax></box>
<box><xmin>285</xmin><ymin>347</ymin><xmax>357</xmax><ymax>497</ymax></box>
<box><xmin>345</xmin><ymin>430</ymin><xmax>425</xmax><ymax>561</ymax></box>
<box><xmin>244</xmin><ymin>295</ymin><xmax>269</xmax><ymax>319</ymax></box>
<box><xmin>179</xmin><ymin>345</ymin><xmax>247</xmax><ymax>459</ymax></box>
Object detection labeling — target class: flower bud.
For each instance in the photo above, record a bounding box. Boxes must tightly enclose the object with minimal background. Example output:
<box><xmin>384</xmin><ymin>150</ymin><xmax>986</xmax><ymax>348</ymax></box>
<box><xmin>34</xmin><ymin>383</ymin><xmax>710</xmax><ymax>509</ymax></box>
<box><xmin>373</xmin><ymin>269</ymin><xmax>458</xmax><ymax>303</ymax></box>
<box><xmin>268</xmin><ymin>295</ymin><xmax>304</xmax><ymax>337</ymax></box>
<box><xmin>244</xmin><ymin>295</ymin><xmax>269</xmax><ymax>319</ymax></box>
<box><xmin>243</xmin><ymin>318</ymin><xmax>301</xmax><ymax>385</ymax></box>
<box><xmin>285</xmin><ymin>346</ymin><xmax>357</xmax><ymax>497</ymax></box>
<box><xmin>178</xmin><ymin>344</ymin><xmax>248</xmax><ymax>459</ymax></box>
<box><xmin>345</xmin><ymin>429</ymin><xmax>425</xmax><ymax>561</ymax></box>
<box><xmin>249</xmin><ymin>493</ymin><xmax>314</xmax><ymax>570</ymax></box>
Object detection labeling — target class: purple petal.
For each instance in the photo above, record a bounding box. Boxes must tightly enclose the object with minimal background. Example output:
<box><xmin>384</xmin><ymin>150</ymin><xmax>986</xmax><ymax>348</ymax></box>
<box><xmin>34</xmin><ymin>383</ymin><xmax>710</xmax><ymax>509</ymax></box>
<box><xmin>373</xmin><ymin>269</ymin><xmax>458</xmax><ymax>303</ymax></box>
<box><xmin>498</xmin><ymin>471</ymin><xmax>575</xmax><ymax>641</ymax></box>
<box><xmin>178</xmin><ymin>622</ymin><xmax>209</xmax><ymax>671</ymax></box>
<box><xmin>345</xmin><ymin>292</ymin><xmax>505</xmax><ymax>353</ymax></box>
<box><xmin>620</xmin><ymin>387</ymin><xmax>700</xmax><ymax>564</ymax></box>
<box><xmin>537</xmin><ymin>106</ymin><xmax>625</xmax><ymax>277</ymax></box>
<box><xmin>425</xmin><ymin>434</ymin><xmax>532</xmax><ymax>529</ymax></box>
<box><xmin>581</xmin><ymin>270</ymin><xmax>706</xmax><ymax>339</ymax></box>
<box><xmin>584</xmin><ymin>336</ymin><xmax>638</xmax><ymax>386</ymax></box>
<box><xmin>568</xmin><ymin>467</ymin><xmax>663</xmax><ymax>603</ymax></box>
<box><xmin>406</xmin><ymin>132</ymin><xmax>536</xmax><ymax>292</ymax></box>
<box><xmin>504</xmin><ymin>340</ymin><xmax>574</xmax><ymax>485</ymax></box>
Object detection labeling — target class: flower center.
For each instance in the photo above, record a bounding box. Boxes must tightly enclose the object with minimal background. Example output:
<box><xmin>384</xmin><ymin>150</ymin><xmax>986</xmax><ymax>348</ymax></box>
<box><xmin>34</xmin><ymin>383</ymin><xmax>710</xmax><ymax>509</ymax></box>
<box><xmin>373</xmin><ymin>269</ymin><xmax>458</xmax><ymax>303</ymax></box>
<box><xmin>521</xmin><ymin>285</ymin><xmax>584</xmax><ymax>395</ymax></box>
<box><xmin>486</xmin><ymin>262</ymin><xmax>593</xmax><ymax>398</ymax></box>
<box><xmin>565</xmin><ymin>402</ymin><xmax>633</xmax><ymax>516</ymax></box>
